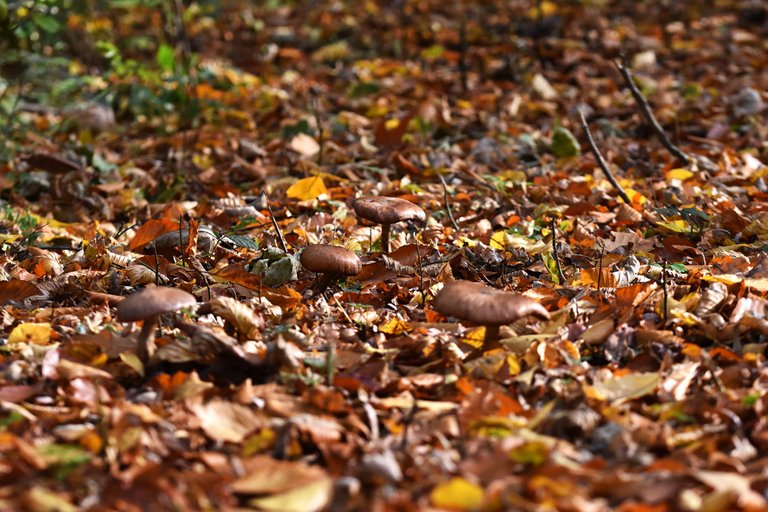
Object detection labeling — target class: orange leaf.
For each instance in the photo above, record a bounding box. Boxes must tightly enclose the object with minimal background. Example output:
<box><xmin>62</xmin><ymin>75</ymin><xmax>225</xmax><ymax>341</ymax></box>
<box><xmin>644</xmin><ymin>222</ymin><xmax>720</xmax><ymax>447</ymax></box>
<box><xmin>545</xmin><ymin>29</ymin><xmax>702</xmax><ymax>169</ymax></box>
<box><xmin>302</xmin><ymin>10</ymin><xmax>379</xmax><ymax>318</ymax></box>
<box><xmin>263</xmin><ymin>286</ymin><xmax>302</xmax><ymax>309</ymax></box>
<box><xmin>129</xmin><ymin>219</ymin><xmax>180</xmax><ymax>251</ymax></box>
<box><xmin>374</xmin><ymin>111</ymin><xmax>415</xmax><ymax>147</ymax></box>
<box><xmin>211</xmin><ymin>264</ymin><xmax>263</xmax><ymax>290</ymax></box>
<box><xmin>0</xmin><ymin>280</ymin><xmax>41</xmax><ymax>303</ymax></box>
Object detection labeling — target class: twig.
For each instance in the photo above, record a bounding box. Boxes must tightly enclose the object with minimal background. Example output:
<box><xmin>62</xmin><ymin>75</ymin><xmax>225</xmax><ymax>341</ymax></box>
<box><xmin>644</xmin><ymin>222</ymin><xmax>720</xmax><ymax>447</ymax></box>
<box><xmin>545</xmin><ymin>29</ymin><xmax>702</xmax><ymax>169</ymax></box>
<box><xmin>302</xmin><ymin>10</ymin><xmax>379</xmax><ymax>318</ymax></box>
<box><xmin>615</xmin><ymin>60</ymin><xmax>690</xmax><ymax>165</ymax></box>
<box><xmin>458</xmin><ymin>19</ymin><xmax>468</xmax><ymax>94</ymax></box>
<box><xmin>309</xmin><ymin>87</ymin><xmax>324</xmax><ymax>166</ymax></box>
<box><xmin>152</xmin><ymin>244</ymin><xmax>161</xmax><ymax>286</ymax></box>
<box><xmin>661</xmin><ymin>261</ymin><xmax>668</xmax><ymax>323</ymax></box>
<box><xmin>438</xmin><ymin>173</ymin><xmax>460</xmax><ymax>230</ymax></box>
<box><xmin>550</xmin><ymin>216</ymin><xmax>566</xmax><ymax>284</ymax></box>
<box><xmin>264</xmin><ymin>193</ymin><xmax>288</xmax><ymax>253</ymax></box>
<box><xmin>415</xmin><ymin>243</ymin><xmax>425</xmax><ymax>307</ymax></box>
<box><xmin>701</xmin><ymin>350</ymin><xmax>725</xmax><ymax>393</ymax></box>
<box><xmin>578</xmin><ymin>110</ymin><xmax>632</xmax><ymax>204</ymax></box>
<box><xmin>597</xmin><ymin>240</ymin><xmax>605</xmax><ymax>293</ymax></box>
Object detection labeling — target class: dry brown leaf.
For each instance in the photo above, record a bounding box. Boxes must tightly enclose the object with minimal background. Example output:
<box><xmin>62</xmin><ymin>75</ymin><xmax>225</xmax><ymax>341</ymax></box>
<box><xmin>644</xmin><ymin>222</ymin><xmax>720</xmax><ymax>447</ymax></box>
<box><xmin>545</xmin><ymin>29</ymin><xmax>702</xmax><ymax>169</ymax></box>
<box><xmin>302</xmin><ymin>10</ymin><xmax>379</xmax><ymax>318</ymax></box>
<box><xmin>189</xmin><ymin>398</ymin><xmax>264</xmax><ymax>443</ymax></box>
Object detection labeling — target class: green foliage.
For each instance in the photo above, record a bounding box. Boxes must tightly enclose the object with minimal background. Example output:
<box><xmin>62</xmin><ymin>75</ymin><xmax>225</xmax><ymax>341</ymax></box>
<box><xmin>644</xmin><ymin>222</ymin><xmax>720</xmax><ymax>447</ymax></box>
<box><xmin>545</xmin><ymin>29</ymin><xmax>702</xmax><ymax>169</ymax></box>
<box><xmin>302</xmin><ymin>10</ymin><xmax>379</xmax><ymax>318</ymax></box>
<box><xmin>550</xmin><ymin>126</ymin><xmax>581</xmax><ymax>158</ymax></box>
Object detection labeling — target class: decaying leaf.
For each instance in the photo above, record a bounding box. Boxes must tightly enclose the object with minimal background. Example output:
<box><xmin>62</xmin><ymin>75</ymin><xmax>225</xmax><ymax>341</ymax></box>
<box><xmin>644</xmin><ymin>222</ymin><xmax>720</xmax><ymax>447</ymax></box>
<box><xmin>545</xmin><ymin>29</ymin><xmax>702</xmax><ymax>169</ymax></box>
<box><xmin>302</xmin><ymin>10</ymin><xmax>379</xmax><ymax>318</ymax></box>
<box><xmin>190</xmin><ymin>398</ymin><xmax>265</xmax><ymax>443</ymax></box>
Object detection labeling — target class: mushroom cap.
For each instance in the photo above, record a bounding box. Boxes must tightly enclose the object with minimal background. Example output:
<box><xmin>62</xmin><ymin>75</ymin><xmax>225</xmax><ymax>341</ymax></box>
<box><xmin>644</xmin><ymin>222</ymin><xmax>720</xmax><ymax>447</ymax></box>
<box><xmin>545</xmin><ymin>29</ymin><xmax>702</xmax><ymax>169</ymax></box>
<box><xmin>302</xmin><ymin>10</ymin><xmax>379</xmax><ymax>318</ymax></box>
<box><xmin>116</xmin><ymin>286</ymin><xmax>197</xmax><ymax>322</ymax></box>
<box><xmin>300</xmin><ymin>244</ymin><xmax>362</xmax><ymax>276</ymax></box>
<box><xmin>433</xmin><ymin>281</ymin><xmax>549</xmax><ymax>326</ymax></box>
<box><xmin>353</xmin><ymin>196</ymin><xmax>426</xmax><ymax>225</ymax></box>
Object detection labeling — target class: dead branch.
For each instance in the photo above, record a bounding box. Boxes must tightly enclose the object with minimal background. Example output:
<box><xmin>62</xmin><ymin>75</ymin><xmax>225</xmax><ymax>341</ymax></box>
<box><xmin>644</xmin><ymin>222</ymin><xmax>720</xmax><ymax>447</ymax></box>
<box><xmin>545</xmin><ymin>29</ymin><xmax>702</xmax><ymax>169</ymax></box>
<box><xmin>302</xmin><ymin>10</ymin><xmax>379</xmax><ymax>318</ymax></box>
<box><xmin>578</xmin><ymin>110</ymin><xmax>632</xmax><ymax>205</ymax></box>
<box><xmin>615</xmin><ymin>60</ymin><xmax>690</xmax><ymax>165</ymax></box>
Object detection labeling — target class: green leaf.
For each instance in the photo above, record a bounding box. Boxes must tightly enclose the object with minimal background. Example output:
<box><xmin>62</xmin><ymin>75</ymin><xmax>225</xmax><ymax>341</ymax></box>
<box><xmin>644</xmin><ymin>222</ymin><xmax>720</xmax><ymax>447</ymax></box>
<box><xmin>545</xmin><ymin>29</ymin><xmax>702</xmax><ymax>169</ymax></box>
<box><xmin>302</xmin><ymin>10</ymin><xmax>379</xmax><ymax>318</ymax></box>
<box><xmin>227</xmin><ymin>234</ymin><xmax>259</xmax><ymax>250</ymax></box>
<box><xmin>550</xmin><ymin>126</ymin><xmax>580</xmax><ymax>158</ymax></box>
<box><xmin>263</xmin><ymin>256</ymin><xmax>300</xmax><ymax>287</ymax></box>
<box><xmin>421</xmin><ymin>44</ymin><xmax>445</xmax><ymax>60</ymax></box>
<box><xmin>36</xmin><ymin>443</ymin><xmax>91</xmax><ymax>467</ymax></box>
<box><xmin>348</xmin><ymin>81</ymin><xmax>381</xmax><ymax>98</ymax></box>
<box><xmin>32</xmin><ymin>15</ymin><xmax>61</xmax><ymax>34</ymax></box>
<box><xmin>156</xmin><ymin>43</ymin><xmax>175</xmax><ymax>74</ymax></box>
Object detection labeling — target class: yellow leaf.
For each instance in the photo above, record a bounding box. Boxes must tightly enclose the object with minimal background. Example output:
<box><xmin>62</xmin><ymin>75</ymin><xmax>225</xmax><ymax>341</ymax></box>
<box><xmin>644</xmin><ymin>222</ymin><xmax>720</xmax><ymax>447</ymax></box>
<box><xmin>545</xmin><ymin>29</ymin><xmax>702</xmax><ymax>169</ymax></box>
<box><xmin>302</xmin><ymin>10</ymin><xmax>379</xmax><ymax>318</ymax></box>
<box><xmin>702</xmin><ymin>274</ymin><xmax>742</xmax><ymax>285</ymax></box>
<box><xmin>584</xmin><ymin>372</ymin><xmax>659</xmax><ymax>405</ymax></box>
<box><xmin>286</xmin><ymin>176</ymin><xmax>328</xmax><ymax>201</ymax></box>
<box><xmin>656</xmin><ymin>219</ymin><xmax>691</xmax><ymax>233</ymax></box>
<box><xmin>666</xmin><ymin>168</ymin><xmax>694</xmax><ymax>181</ymax></box>
<box><xmin>119</xmin><ymin>352</ymin><xmax>145</xmax><ymax>377</ymax></box>
<box><xmin>379</xmin><ymin>317</ymin><xmax>410</xmax><ymax>335</ymax></box>
<box><xmin>8</xmin><ymin>323</ymin><xmax>51</xmax><ymax>345</ymax></box>
<box><xmin>430</xmin><ymin>477</ymin><xmax>484</xmax><ymax>511</ymax></box>
<box><xmin>490</xmin><ymin>231</ymin><xmax>506</xmax><ymax>250</ymax></box>
<box><xmin>248</xmin><ymin>477</ymin><xmax>332</xmax><ymax>512</ymax></box>
<box><xmin>462</xmin><ymin>327</ymin><xmax>485</xmax><ymax>349</ymax></box>
<box><xmin>624</xmin><ymin>188</ymin><xmax>647</xmax><ymax>205</ymax></box>
<box><xmin>385</xmin><ymin>118</ymin><xmax>401</xmax><ymax>130</ymax></box>
<box><xmin>506</xmin><ymin>353</ymin><xmax>521</xmax><ymax>376</ymax></box>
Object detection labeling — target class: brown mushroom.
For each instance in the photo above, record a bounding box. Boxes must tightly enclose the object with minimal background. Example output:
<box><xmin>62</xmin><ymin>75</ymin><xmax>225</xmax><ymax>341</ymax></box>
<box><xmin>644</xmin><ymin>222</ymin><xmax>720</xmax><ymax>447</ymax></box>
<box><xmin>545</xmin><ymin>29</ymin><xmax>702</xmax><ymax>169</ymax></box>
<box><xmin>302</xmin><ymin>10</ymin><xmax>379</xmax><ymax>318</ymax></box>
<box><xmin>352</xmin><ymin>196</ymin><xmax>426</xmax><ymax>253</ymax></box>
<box><xmin>116</xmin><ymin>286</ymin><xmax>197</xmax><ymax>362</ymax></box>
<box><xmin>300</xmin><ymin>244</ymin><xmax>361</xmax><ymax>296</ymax></box>
<box><xmin>433</xmin><ymin>280</ymin><xmax>549</xmax><ymax>345</ymax></box>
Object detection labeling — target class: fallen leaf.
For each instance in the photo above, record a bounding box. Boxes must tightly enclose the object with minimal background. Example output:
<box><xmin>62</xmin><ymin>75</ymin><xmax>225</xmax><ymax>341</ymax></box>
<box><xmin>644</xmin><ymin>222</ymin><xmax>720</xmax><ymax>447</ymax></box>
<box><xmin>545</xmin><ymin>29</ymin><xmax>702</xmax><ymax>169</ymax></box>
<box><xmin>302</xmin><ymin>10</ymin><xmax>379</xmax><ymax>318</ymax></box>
<box><xmin>430</xmin><ymin>477</ymin><xmax>484</xmax><ymax>511</ymax></box>
<box><xmin>286</xmin><ymin>176</ymin><xmax>328</xmax><ymax>201</ymax></box>
<box><xmin>8</xmin><ymin>323</ymin><xmax>51</xmax><ymax>345</ymax></box>
<box><xmin>585</xmin><ymin>372</ymin><xmax>659</xmax><ymax>404</ymax></box>
<box><xmin>190</xmin><ymin>398</ymin><xmax>264</xmax><ymax>443</ymax></box>
<box><xmin>288</xmin><ymin>133</ymin><xmax>320</xmax><ymax>157</ymax></box>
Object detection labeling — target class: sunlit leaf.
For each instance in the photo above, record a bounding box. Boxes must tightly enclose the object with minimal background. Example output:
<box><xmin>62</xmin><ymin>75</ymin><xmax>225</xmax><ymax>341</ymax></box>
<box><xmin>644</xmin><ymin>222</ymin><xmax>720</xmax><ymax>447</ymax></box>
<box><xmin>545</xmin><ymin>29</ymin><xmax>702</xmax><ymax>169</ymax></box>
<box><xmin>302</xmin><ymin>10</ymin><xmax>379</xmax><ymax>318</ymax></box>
<box><xmin>666</xmin><ymin>168</ymin><xmax>694</xmax><ymax>181</ymax></box>
<box><xmin>8</xmin><ymin>323</ymin><xmax>51</xmax><ymax>345</ymax></box>
<box><xmin>286</xmin><ymin>176</ymin><xmax>328</xmax><ymax>201</ymax></box>
<box><xmin>379</xmin><ymin>317</ymin><xmax>410</xmax><ymax>335</ymax></box>
<box><xmin>430</xmin><ymin>477</ymin><xmax>484</xmax><ymax>511</ymax></box>
<box><xmin>585</xmin><ymin>372</ymin><xmax>659</xmax><ymax>404</ymax></box>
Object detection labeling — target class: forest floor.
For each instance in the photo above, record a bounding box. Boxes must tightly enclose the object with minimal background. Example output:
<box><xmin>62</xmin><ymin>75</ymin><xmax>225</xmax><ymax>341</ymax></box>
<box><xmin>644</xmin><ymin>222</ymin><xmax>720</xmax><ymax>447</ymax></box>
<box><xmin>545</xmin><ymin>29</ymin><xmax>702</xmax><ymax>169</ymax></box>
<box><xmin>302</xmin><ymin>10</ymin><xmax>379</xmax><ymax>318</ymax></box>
<box><xmin>1</xmin><ymin>1</ymin><xmax>768</xmax><ymax>510</ymax></box>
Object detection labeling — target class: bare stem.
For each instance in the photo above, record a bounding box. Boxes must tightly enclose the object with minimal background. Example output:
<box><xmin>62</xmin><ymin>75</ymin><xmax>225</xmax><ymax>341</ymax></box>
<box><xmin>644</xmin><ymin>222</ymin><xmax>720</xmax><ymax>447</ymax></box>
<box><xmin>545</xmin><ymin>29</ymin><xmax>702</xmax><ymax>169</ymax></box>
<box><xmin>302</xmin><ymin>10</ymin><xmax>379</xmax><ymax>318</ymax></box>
<box><xmin>380</xmin><ymin>223</ymin><xmax>391</xmax><ymax>254</ymax></box>
<box><xmin>265</xmin><ymin>193</ymin><xmax>288</xmax><ymax>253</ymax></box>
<box><xmin>550</xmin><ymin>216</ymin><xmax>566</xmax><ymax>284</ymax></box>
<box><xmin>484</xmin><ymin>324</ymin><xmax>500</xmax><ymax>344</ymax></box>
<box><xmin>438</xmin><ymin>173</ymin><xmax>460</xmax><ymax>230</ymax></box>
<box><xmin>597</xmin><ymin>240</ymin><xmax>605</xmax><ymax>293</ymax></box>
<box><xmin>615</xmin><ymin>60</ymin><xmax>690</xmax><ymax>165</ymax></box>
<box><xmin>578</xmin><ymin>110</ymin><xmax>632</xmax><ymax>205</ymax></box>
<box><xmin>137</xmin><ymin>316</ymin><xmax>159</xmax><ymax>362</ymax></box>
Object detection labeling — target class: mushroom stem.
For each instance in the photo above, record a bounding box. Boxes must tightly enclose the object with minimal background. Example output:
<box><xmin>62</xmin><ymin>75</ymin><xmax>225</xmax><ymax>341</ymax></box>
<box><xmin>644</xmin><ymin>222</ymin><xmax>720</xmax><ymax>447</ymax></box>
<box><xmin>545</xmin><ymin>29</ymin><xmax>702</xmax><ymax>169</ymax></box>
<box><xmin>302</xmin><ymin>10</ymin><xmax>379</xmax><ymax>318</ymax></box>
<box><xmin>483</xmin><ymin>325</ymin><xmax>501</xmax><ymax>344</ymax></box>
<box><xmin>380</xmin><ymin>223</ymin><xmax>391</xmax><ymax>253</ymax></box>
<box><xmin>136</xmin><ymin>315</ymin><xmax>159</xmax><ymax>362</ymax></box>
<box><xmin>307</xmin><ymin>273</ymin><xmax>334</xmax><ymax>298</ymax></box>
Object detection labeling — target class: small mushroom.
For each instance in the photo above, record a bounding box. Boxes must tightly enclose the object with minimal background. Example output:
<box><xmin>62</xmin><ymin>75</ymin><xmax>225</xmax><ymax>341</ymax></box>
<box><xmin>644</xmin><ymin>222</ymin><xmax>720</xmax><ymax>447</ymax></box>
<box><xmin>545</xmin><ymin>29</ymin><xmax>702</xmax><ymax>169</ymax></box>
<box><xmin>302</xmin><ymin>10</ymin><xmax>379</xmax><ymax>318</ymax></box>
<box><xmin>433</xmin><ymin>280</ymin><xmax>549</xmax><ymax>345</ymax></box>
<box><xmin>300</xmin><ymin>244</ymin><xmax>361</xmax><ymax>296</ymax></box>
<box><xmin>116</xmin><ymin>286</ymin><xmax>197</xmax><ymax>362</ymax></box>
<box><xmin>353</xmin><ymin>196</ymin><xmax>426</xmax><ymax>253</ymax></box>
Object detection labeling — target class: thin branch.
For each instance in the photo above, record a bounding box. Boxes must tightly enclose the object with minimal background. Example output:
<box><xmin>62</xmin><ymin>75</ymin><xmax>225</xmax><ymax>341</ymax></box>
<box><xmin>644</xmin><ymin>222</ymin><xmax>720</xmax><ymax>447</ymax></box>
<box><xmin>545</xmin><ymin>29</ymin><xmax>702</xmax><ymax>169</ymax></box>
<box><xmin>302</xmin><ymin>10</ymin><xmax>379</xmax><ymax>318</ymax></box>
<box><xmin>458</xmin><ymin>19</ymin><xmax>468</xmax><ymax>94</ymax></box>
<box><xmin>615</xmin><ymin>60</ymin><xmax>690</xmax><ymax>165</ymax></box>
<box><xmin>264</xmin><ymin>193</ymin><xmax>288</xmax><ymax>253</ymax></box>
<box><xmin>597</xmin><ymin>240</ymin><xmax>605</xmax><ymax>293</ymax></box>
<box><xmin>309</xmin><ymin>87</ymin><xmax>325</xmax><ymax>166</ymax></box>
<box><xmin>578</xmin><ymin>110</ymin><xmax>632</xmax><ymax>205</ymax></box>
<box><xmin>550</xmin><ymin>216</ymin><xmax>566</xmax><ymax>284</ymax></box>
<box><xmin>661</xmin><ymin>261</ymin><xmax>668</xmax><ymax>324</ymax></box>
<box><xmin>438</xmin><ymin>172</ymin><xmax>460</xmax><ymax>230</ymax></box>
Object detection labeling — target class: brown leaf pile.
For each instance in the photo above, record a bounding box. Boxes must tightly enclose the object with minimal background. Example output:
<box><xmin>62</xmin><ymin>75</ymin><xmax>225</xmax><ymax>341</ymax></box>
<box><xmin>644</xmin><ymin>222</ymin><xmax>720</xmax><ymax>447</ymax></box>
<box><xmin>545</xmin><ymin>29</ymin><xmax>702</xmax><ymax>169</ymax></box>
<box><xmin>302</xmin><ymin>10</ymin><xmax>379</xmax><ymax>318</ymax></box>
<box><xmin>1</xmin><ymin>1</ymin><xmax>767</xmax><ymax>510</ymax></box>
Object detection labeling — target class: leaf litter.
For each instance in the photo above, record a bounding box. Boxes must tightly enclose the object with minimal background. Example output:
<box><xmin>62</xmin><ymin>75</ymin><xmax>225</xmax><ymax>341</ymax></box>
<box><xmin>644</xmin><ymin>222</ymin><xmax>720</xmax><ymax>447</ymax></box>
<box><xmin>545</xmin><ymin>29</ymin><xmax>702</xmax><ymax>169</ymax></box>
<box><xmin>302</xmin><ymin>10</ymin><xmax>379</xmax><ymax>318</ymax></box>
<box><xmin>1</xmin><ymin>0</ymin><xmax>768</xmax><ymax>510</ymax></box>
